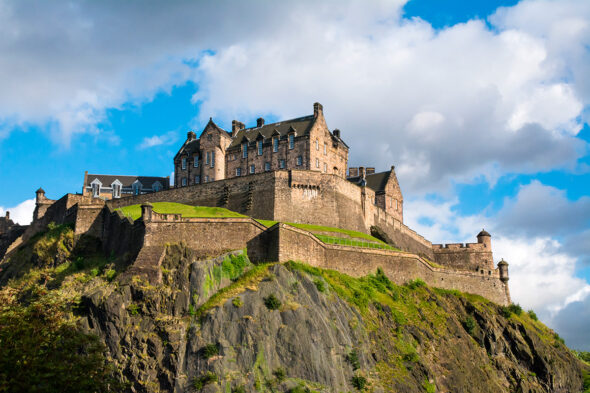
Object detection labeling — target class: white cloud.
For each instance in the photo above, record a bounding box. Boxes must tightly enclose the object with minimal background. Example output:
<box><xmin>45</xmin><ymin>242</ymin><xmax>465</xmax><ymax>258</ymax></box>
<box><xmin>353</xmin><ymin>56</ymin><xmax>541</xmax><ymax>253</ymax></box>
<box><xmin>0</xmin><ymin>199</ymin><xmax>35</xmax><ymax>225</ymax></box>
<box><xmin>137</xmin><ymin>131</ymin><xmax>177</xmax><ymax>150</ymax></box>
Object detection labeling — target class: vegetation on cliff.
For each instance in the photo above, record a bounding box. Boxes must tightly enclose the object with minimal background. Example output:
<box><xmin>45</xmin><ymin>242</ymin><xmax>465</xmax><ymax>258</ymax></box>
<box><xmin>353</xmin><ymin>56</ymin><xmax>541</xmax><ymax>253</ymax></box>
<box><xmin>0</xmin><ymin>226</ymin><xmax>587</xmax><ymax>392</ymax></box>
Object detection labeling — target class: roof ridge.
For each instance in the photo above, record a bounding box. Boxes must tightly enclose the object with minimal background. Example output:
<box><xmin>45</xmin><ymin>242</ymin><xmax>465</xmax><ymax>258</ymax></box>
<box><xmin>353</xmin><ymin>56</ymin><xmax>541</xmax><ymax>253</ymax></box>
<box><xmin>241</xmin><ymin>114</ymin><xmax>313</xmax><ymax>131</ymax></box>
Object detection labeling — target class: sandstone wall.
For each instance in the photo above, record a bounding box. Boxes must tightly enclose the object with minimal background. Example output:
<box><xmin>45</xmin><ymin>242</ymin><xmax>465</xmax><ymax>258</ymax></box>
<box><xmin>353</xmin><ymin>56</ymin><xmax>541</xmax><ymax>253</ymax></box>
<box><xmin>433</xmin><ymin>243</ymin><xmax>495</xmax><ymax>271</ymax></box>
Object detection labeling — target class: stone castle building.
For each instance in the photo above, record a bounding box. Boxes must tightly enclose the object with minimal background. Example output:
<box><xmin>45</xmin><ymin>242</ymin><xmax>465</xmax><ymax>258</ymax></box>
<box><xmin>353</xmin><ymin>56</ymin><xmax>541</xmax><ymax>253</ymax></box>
<box><xmin>0</xmin><ymin>103</ymin><xmax>511</xmax><ymax>305</ymax></box>
<box><xmin>82</xmin><ymin>172</ymin><xmax>170</xmax><ymax>200</ymax></box>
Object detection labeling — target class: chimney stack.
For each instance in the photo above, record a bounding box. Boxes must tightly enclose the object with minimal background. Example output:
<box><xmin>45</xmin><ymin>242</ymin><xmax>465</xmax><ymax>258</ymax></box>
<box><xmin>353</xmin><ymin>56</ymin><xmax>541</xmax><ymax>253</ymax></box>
<box><xmin>348</xmin><ymin>167</ymin><xmax>359</xmax><ymax>177</ymax></box>
<box><xmin>5</xmin><ymin>211</ymin><xmax>9</xmax><ymax>220</ymax></box>
<box><xmin>232</xmin><ymin>120</ymin><xmax>245</xmax><ymax>138</ymax></box>
<box><xmin>187</xmin><ymin>131</ymin><xmax>196</xmax><ymax>141</ymax></box>
<box><xmin>359</xmin><ymin>166</ymin><xmax>366</xmax><ymax>179</ymax></box>
<box><xmin>333</xmin><ymin>129</ymin><xmax>340</xmax><ymax>138</ymax></box>
<box><xmin>366</xmin><ymin>167</ymin><xmax>375</xmax><ymax>175</ymax></box>
<box><xmin>313</xmin><ymin>102</ymin><xmax>323</xmax><ymax>118</ymax></box>
<box><xmin>256</xmin><ymin>118</ymin><xmax>265</xmax><ymax>127</ymax></box>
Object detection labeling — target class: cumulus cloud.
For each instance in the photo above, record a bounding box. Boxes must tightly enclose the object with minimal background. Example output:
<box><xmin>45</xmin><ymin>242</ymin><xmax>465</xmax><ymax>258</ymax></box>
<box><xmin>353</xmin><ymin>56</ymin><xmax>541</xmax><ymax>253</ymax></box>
<box><xmin>0</xmin><ymin>199</ymin><xmax>35</xmax><ymax>225</ymax></box>
<box><xmin>550</xmin><ymin>292</ymin><xmax>590</xmax><ymax>350</ymax></box>
<box><xmin>137</xmin><ymin>131</ymin><xmax>177</xmax><ymax>150</ymax></box>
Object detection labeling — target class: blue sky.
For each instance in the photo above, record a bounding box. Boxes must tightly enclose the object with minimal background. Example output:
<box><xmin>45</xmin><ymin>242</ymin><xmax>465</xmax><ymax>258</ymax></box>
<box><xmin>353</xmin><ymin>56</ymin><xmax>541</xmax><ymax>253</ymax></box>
<box><xmin>0</xmin><ymin>0</ymin><xmax>589</xmax><ymax>350</ymax></box>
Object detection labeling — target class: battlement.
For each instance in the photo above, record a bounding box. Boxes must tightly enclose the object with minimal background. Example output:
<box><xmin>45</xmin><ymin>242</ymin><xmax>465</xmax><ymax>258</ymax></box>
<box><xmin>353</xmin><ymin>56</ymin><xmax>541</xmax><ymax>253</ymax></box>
<box><xmin>432</xmin><ymin>242</ymin><xmax>487</xmax><ymax>250</ymax></box>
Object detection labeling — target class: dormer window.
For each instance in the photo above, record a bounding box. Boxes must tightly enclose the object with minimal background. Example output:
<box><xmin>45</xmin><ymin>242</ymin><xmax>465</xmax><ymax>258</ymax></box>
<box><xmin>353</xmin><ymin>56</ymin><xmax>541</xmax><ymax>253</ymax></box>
<box><xmin>181</xmin><ymin>158</ymin><xmax>187</xmax><ymax>169</ymax></box>
<box><xmin>258</xmin><ymin>140</ymin><xmax>263</xmax><ymax>156</ymax></box>
<box><xmin>133</xmin><ymin>182</ymin><xmax>141</xmax><ymax>195</ymax></box>
<box><xmin>92</xmin><ymin>183</ymin><xmax>100</xmax><ymax>197</ymax></box>
<box><xmin>242</xmin><ymin>142</ymin><xmax>248</xmax><ymax>158</ymax></box>
<box><xmin>112</xmin><ymin>181</ymin><xmax>122</xmax><ymax>198</ymax></box>
<box><xmin>289</xmin><ymin>134</ymin><xmax>294</xmax><ymax>149</ymax></box>
<box><xmin>152</xmin><ymin>182</ymin><xmax>162</xmax><ymax>192</ymax></box>
<box><xmin>273</xmin><ymin>137</ymin><xmax>279</xmax><ymax>152</ymax></box>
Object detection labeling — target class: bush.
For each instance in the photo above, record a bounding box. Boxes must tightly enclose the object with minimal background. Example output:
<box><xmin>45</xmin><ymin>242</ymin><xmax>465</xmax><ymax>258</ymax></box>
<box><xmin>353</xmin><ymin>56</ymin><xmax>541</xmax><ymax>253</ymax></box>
<box><xmin>264</xmin><ymin>294</ymin><xmax>282</xmax><ymax>310</ymax></box>
<box><xmin>575</xmin><ymin>350</ymin><xmax>590</xmax><ymax>363</ymax></box>
<box><xmin>289</xmin><ymin>386</ymin><xmax>311</xmax><ymax>393</ymax></box>
<box><xmin>232</xmin><ymin>297</ymin><xmax>243</xmax><ymax>308</ymax></box>
<box><xmin>201</xmin><ymin>343</ymin><xmax>219</xmax><ymax>359</ymax></box>
<box><xmin>406</xmin><ymin>278</ymin><xmax>426</xmax><ymax>290</ymax></box>
<box><xmin>127</xmin><ymin>303</ymin><xmax>139</xmax><ymax>315</ymax></box>
<box><xmin>314</xmin><ymin>279</ymin><xmax>326</xmax><ymax>292</ymax></box>
<box><xmin>553</xmin><ymin>332</ymin><xmax>565</xmax><ymax>345</ymax></box>
<box><xmin>508</xmin><ymin>303</ymin><xmax>522</xmax><ymax>315</ymax></box>
<box><xmin>273</xmin><ymin>367</ymin><xmax>286</xmax><ymax>382</ymax></box>
<box><xmin>527</xmin><ymin>309</ymin><xmax>538</xmax><ymax>321</ymax></box>
<box><xmin>105</xmin><ymin>269</ymin><xmax>116</xmax><ymax>281</ymax></box>
<box><xmin>232</xmin><ymin>386</ymin><xmax>246</xmax><ymax>393</ymax></box>
<box><xmin>192</xmin><ymin>371</ymin><xmax>217</xmax><ymax>389</ymax></box>
<box><xmin>189</xmin><ymin>304</ymin><xmax>197</xmax><ymax>316</ymax></box>
<box><xmin>351</xmin><ymin>375</ymin><xmax>368</xmax><ymax>390</ymax></box>
<box><xmin>500</xmin><ymin>306</ymin><xmax>512</xmax><ymax>318</ymax></box>
<box><xmin>346</xmin><ymin>349</ymin><xmax>360</xmax><ymax>370</ymax></box>
<box><xmin>463</xmin><ymin>316</ymin><xmax>476</xmax><ymax>335</ymax></box>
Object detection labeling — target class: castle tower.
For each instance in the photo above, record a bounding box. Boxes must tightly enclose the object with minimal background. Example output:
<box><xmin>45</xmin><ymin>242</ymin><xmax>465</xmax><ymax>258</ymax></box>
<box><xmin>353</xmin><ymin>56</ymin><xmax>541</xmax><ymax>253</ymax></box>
<box><xmin>498</xmin><ymin>259</ymin><xmax>509</xmax><ymax>283</ymax></box>
<box><xmin>477</xmin><ymin>229</ymin><xmax>491</xmax><ymax>249</ymax></box>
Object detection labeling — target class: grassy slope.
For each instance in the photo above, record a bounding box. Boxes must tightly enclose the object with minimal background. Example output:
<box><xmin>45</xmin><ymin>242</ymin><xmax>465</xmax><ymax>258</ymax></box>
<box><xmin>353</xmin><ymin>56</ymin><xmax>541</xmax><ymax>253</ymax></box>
<box><xmin>117</xmin><ymin>202</ymin><xmax>246</xmax><ymax>220</ymax></box>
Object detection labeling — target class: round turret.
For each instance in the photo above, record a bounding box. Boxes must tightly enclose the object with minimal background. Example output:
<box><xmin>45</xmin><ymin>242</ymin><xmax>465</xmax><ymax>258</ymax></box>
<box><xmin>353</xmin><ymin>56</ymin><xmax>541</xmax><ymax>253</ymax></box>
<box><xmin>477</xmin><ymin>228</ymin><xmax>491</xmax><ymax>248</ymax></box>
<box><xmin>35</xmin><ymin>187</ymin><xmax>46</xmax><ymax>203</ymax></box>
<box><xmin>498</xmin><ymin>259</ymin><xmax>509</xmax><ymax>282</ymax></box>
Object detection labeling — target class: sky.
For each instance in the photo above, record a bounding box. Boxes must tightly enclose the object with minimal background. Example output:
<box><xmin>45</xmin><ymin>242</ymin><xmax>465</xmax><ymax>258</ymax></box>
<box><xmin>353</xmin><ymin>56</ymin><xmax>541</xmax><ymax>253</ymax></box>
<box><xmin>0</xmin><ymin>0</ymin><xmax>588</xmax><ymax>350</ymax></box>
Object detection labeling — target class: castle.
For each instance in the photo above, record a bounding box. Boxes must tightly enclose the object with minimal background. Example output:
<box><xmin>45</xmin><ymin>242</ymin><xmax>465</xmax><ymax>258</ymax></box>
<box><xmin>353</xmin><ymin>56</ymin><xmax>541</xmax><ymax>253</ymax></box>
<box><xmin>0</xmin><ymin>103</ymin><xmax>511</xmax><ymax>305</ymax></box>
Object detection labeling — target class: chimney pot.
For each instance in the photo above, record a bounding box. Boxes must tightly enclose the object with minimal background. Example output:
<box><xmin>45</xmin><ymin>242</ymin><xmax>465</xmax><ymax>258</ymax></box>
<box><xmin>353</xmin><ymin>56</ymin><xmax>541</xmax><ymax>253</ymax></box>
<box><xmin>314</xmin><ymin>102</ymin><xmax>323</xmax><ymax>118</ymax></box>
<box><xmin>257</xmin><ymin>118</ymin><xmax>265</xmax><ymax>127</ymax></box>
<box><xmin>333</xmin><ymin>129</ymin><xmax>340</xmax><ymax>138</ymax></box>
<box><xmin>359</xmin><ymin>166</ymin><xmax>366</xmax><ymax>178</ymax></box>
<box><xmin>187</xmin><ymin>131</ymin><xmax>196</xmax><ymax>141</ymax></box>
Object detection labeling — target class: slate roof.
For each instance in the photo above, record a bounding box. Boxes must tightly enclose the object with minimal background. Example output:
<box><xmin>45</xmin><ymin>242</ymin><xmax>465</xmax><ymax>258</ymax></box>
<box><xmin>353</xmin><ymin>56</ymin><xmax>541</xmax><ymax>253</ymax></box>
<box><xmin>86</xmin><ymin>174</ymin><xmax>169</xmax><ymax>189</ymax></box>
<box><xmin>477</xmin><ymin>229</ymin><xmax>491</xmax><ymax>237</ymax></box>
<box><xmin>228</xmin><ymin>115</ymin><xmax>315</xmax><ymax>149</ymax></box>
<box><xmin>176</xmin><ymin>139</ymin><xmax>200</xmax><ymax>157</ymax></box>
<box><xmin>347</xmin><ymin>171</ymin><xmax>391</xmax><ymax>193</ymax></box>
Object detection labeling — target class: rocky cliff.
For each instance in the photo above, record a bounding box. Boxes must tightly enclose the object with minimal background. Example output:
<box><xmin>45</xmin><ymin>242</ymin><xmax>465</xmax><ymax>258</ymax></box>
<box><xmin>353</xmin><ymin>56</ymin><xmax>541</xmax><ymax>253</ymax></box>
<box><xmin>0</xmin><ymin>224</ymin><xmax>588</xmax><ymax>392</ymax></box>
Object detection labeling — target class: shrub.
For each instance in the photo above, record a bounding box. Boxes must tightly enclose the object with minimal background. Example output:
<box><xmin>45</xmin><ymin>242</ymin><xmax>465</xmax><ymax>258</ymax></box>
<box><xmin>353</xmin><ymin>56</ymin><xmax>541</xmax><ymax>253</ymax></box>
<box><xmin>201</xmin><ymin>343</ymin><xmax>220</xmax><ymax>359</ymax></box>
<box><xmin>273</xmin><ymin>367</ymin><xmax>286</xmax><ymax>382</ymax></box>
<box><xmin>500</xmin><ymin>306</ymin><xmax>512</xmax><ymax>318</ymax></box>
<box><xmin>289</xmin><ymin>386</ymin><xmax>311</xmax><ymax>393</ymax></box>
<box><xmin>527</xmin><ymin>309</ymin><xmax>538</xmax><ymax>321</ymax></box>
<box><xmin>575</xmin><ymin>350</ymin><xmax>590</xmax><ymax>363</ymax></box>
<box><xmin>127</xmin><ymin>303</ymin><xmax>139</xmax><ymax>315</ymax></box>
<box><xmin>188</xmin><ymin>304</ymin><xmax>197</xmax><ymax>316</ymax></box>
<box><xmin>351</xmin><ymin>375</ymin><xmax>368</xmax><ymax>390</ymax></box>
<box><xmin>105</xmin><ymin>269</ymin><xmax>116</xmax><ymax>281</ymax></box>
<box><xmin>264</xmin><ymin>294</ymin><xmax>281</xmax><ymax>310</ymax></box>
<box><xmin>346</xmin><ymin>349</ymin><xmax>360</xmax><ymax>370</ymax></box>
<box><xmin>462</xmin><ymin>316</ymin><xmax>476</xmax><ymax>335</ymax></box>
<box><xmin>192</xmin><ymin>371</ymin><xmax>217</xmax><ymax>389</ymax></box>
<box><xmin>553</xmin><ymin>332</ymin><xmax>565</xmax><ymax>345</ymax></box>
<box><xmin>406</xmin><ymin>278</ymin><xmax>426</xmax><ymax>290</ymax></box>
<box><xmin>232</xmin><ymin>297</ymin><xmax>243</xmax><ymax>308</ymax></box>
<box><xmin>508</xmin><ymin>303</ymin><xmax>523</xmax><ymax>315</ymax></box>
<box><xmin>423</xmin><ymin>380</ymin><xmax>436</xmax><ymax>393</ymax></box>
<box><xmin>314</xmin><ymin>279</ymin><xmax>326</xmax><ymax>292</ymax></box>
<box><xmin>232</xmin><ymin>386</ymin><xmax>246</xmax><ymax>393</ymax></box>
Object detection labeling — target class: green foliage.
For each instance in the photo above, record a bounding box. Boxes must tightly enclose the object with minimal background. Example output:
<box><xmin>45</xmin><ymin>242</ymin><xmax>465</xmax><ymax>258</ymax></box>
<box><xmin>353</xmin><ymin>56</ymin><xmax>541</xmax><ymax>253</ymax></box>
<box><xmin>314</xmin><ymin>234</ymin><xmax>397</xmax><ymax>250</ymax></box>
<box><xmin>264</xmin><ymin>294</ymin><xmax>282</xmax><ymax>310</ymax></box>
<box><xmin>117</xmin><ymin>202</ymin><xmax>246</xmax><ymax>221</ymax></box>
<box><xmin>127</xmin><ymin>303</ymin><xmax>139</xmax><ymax>315</ymax></box>
<box><xmin>582</xmin><ymin>369</ymin><xmax>590</xmax><ymax>393</ymax></box>
<box><xmin>508</xmin><ymin>303</ymin><xmax>523</xmax><ymax>315</ymax></box>
<box><xmin>553</xmin><ymin>332</ymin><xmax>565</xmax><ymax>346</ymax></box>
<box><xmin>423</xmin><ymin>380</ymin><xmax>436</xmax><ymax>393</ymax></box>
<box><xmin>273</xmin><ymin>367</ymin><xmax>286</xmax><ymax>382</ymax></box>
<box><xmin>574</xmin><ymin>350</ymin><xmax>590</xmax><ymax>364</ymax></box>
<box><xmin>104</xmin><ymin>269</ymin><xmax>117</xmax><ymax>281</ymax></box>
<box><xmin>314</xmin><ymin>278</ymin><xmax>326</xmax><ymax>292</ymax></box>
<box><xmin>406</xmin><ymin>278</ymin><xmax>426</xmax><ymax>290</ymax></box>
<box><xmin>192</xmin><ymin>371</ymin><xmax>217</xmax><ymax>390</ymax></box>
<box><xmin>288</xmin><ymin>386</ymin><xmax>311</xmax><ymax>393</ymax></box>
<box><xmin>527</xmin><ymin>309</ymin><xmax>538</xmax><ymax>321</ymax></box>
<box><xmin>232</xmin><ymin>297</ymin><xmax>243</xmax><ymax>308</ymax></box>
<box><xmin>462</xmin><ymin>316</ymin><xmax>476</xmax><ymax>335</ymax></box>
<box><xmin>188</xmin><ymin>303</ymin><xmax>197</xmax><ymax>316</ymax></box>
<box><xmin>346</xmin><ymin>349</ymin><xmax>361</xmax><ymax>371</ymax></box>
<box><xmin>500</xmin><ymin>306</ymin><xmax>512</xmax><ymax>318</ymax></box>
<box><xmin>201</xmin><ymin>343</ymin><xmax>219</xmax><ymax>359</ymax></box>
<box><xmin>221</xmin><ymin>253</ymin><xmax>250</xmax><ymax>281</ymax></box>
<box><xmin>232</xmin><ymin>386</ymin><xmax>246</xmax><ymax>393</ymax></box>
<box><xmin>0</xmin><ymin>286</ymin><xmax>119</xmax><ymax>392</ymax></box>
<box><xmin>351</xmin><ymin>374</ymin><xmax>368</xmax><ymax>390</ymax></box>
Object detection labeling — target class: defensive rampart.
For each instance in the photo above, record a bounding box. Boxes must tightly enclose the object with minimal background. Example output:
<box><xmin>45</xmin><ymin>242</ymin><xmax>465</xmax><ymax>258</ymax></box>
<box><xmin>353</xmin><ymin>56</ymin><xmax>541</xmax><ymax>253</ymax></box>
<box><xmin>105</xmin><ymin>170</ymin><xmax>433</xmax><ymax>258</ymax></box>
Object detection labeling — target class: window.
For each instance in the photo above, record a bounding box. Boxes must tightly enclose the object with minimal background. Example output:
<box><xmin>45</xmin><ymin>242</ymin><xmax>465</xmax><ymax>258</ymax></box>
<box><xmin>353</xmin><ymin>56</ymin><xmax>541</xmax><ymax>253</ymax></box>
<box><xmin>273</xmin><ymin>137</ymin><xmax>279</xmax><ymax>152</ymax></box>
<box><xmin>324</xmin><ymin>163</ymin><xmax>327</xmax><ymax>172</ymax></box>
<box><xmin>265</xmin><ymin>162</ymin><xmax>270</xmax><ymax>171</ymax></box>
<box><xmin>242</xmin><ymin>143</ymin><xmax>248</xmax><ymax>158</ymax></box>
<box><xmin>181</xmin><ymin>158</ymin><xmax>187</xmax><ymax>169</ymax></box>
<box><xmin>279</xmin><ymin>159</ymin><xmax>285</xmax><ymax>169</ymax></box>
<box><xmin>194</xmin><ymin>155</ymin><xmax>199</xmax><ymax>167</ymax></box>
<box><xmin>133</xmin><ymin>183</ymin><xmax>141</xmax><ymax>194</ymax></box>
<box><xmin>236</xmin><ymin>168</ymin><xmax>242</xmax><ymax>176</ymax></box>
<box><xmin>204</xmin><ymin>175</ymin><xmax>209</xmax><ymax>183</ymax></box>
<box><xmin>92</xmin><ymin>183</ymin><xmax>100</xmax><ymax>197</ymax></box>
<box><xmin>112</xmin><ymin>183</ymin><xmax>121</xmax><ymax>197</ymax></box>
<box><xmin>195</xmin><ymin>175</ymin><xmax>200</xmax><ymax>184</ymax></box>
<box><xmin>296</xmin><ymin>156</ymin><xmax>302</xmax><ymax>166</ymax></box>
<box><xmin>258</xmin><ymin>140</ymin><xmax>263</xmax><ymax>155</ymax></box>
<box><xmin>388</xmin><ymin>197</ymin><xmax>392</xmax><ymax>207</ymax></box>
<box><xmin>316</xmin><ymin>139</ymin><xmax>319</xmax><ymax>150</ymax></box>
<box><xmin>181</xmin><ymin>178</ymin><xmax>187</xmax><ymax>187</ymax></box>
<box><xmin>395</xmin><ymin>200</ymin><xmax>398</xmax><ymax>210</ymax></box>
<box><xmin>324</xmin><ymin>142</ymin><xmax>327</xmax><ymax>155</ymax></box>
<box><xmin>250</xmin><ymin>164</ymin><xmax>255</xmax><ymax>174</ymax></box>
<box><xmin>316</xmin><ymin>158</ymin><xmax>319</xmax><ymax>168</ymax></box>
<box><xmin>289</xmin><ymin>134</ymin><xmax>294</xmax><ymax>149</ymax></box>
<box><xmin>211</xmin><ymin>151</ymin><xmax>215</xmax><ymax>167</ymax></box>
<box><xmin>206</xmin><ymin>152</ymin><xmax>210</xmax><ymax>165</ymax></box>
<box><xmin>152</xmin><ymin>183</ymin><xmax>160</xmax><ymax>192</ymax></box>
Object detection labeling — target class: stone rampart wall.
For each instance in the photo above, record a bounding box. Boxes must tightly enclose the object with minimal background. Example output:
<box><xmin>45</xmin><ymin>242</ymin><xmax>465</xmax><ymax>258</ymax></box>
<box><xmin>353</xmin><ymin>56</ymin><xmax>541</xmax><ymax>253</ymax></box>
<box><xmin>433</xmin><ymin>242</ymin><xmax>495</xmax><ymax>271</ymax></box>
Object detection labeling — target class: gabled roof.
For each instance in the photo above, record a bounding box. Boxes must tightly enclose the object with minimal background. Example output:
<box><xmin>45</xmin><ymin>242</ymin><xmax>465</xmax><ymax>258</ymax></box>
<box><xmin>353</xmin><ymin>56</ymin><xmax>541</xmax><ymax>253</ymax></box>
<box><xmin>85</xmin><ymin>174</ymin><xmax>169</xmax><ymax>189</ymax></box>
<box><xmin>347</xmin><ymin>171</ymin><xmax>391</xmax><ymax>193</ymax></box>
<box><xmin>176</xmin><ymin>139</ymin><xmax>200</xmax><ymax>158</ymax></box>
<box><xmin>228</xmin><ymin>115</ymin><xmax>315</xmax><ymax>149</ymax></box>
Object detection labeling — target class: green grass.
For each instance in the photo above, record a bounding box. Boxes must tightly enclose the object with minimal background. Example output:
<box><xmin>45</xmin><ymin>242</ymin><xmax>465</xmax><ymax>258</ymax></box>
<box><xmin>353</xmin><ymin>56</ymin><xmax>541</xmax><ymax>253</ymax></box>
<box><xmin>256</xmin><ymin>220</ymin><xmax>399</xmax><ymax>250</ymax></box>
<box><xmin>117</xmin><ymin>202</ymin><xmax>246</xmax><ymax>221</ymax></box>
